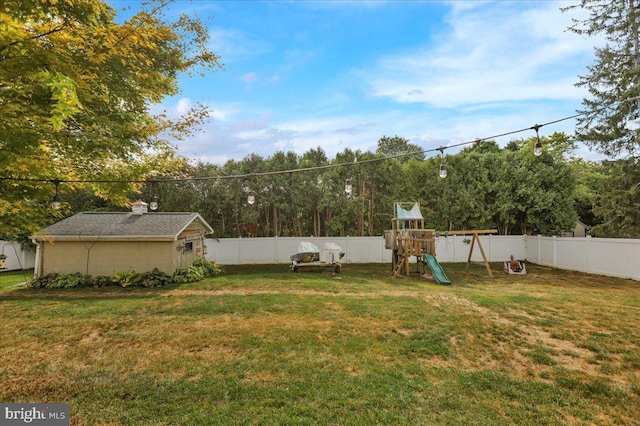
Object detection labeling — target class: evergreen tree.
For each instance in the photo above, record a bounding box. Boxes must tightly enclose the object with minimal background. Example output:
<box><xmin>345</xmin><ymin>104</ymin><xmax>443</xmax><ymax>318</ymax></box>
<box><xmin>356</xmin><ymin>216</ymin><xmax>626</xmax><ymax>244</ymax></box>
<box><xmin>564</xmin><ymin>1</ymin><xmax>640</xmax><ymax>236</ymax></box>
<box><xmin>564</xmin><ymin>0</ymin><xmax>640</xmax><ymax>157</ymax></box>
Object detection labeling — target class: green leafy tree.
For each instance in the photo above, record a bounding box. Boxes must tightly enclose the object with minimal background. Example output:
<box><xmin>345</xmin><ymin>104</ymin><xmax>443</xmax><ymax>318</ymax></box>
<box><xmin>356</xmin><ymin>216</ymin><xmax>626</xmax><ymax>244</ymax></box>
<box><xmin>0</xmin><ymin>0</ymin><xmax>221</xmax><ymax>239</ymax></box>
<box><xmin>590</xmin><ymin>158</ymin><xmax>640</xmax><ymax>237</ymax></box>
<box><xmin>568</xmin><ymin>158</ymin><xmax>606</xmax><ymax>228</ymax></box>
<box><xmin>376</xmin><ymin>135</ymin><xmax>425</xmax><ymax>162</ymax></box>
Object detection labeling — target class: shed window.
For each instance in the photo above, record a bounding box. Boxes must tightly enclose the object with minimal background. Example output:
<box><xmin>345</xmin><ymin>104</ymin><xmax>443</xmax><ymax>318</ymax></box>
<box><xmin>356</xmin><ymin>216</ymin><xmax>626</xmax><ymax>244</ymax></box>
<box><xmin>184</xmin><ymin>242</ymin><xmax>193</xmax><ymax>253</ymax></box>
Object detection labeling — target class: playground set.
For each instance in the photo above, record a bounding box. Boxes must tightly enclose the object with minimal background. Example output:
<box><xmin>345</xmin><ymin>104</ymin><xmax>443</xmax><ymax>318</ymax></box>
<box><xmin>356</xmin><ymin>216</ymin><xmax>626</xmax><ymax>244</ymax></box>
<box><xmin>384</xmin><ymin>202</ymin><xmax>497</xmax><ymax>284</ymax></box>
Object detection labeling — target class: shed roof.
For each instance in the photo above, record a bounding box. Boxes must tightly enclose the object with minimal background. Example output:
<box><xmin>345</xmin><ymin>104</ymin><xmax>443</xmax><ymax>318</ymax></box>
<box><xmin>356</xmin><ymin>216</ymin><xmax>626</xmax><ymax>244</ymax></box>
<box><xmin>32</xmin><ymin>212</ymin><xmax>214</xmax><ymax>241</ymax></box>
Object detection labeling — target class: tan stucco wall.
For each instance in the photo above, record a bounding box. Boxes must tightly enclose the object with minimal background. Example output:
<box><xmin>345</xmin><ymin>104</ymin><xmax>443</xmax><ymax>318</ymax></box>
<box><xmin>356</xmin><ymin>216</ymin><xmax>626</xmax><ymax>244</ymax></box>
<box><xmin>39</xmin><ymin>240</ymin><xmax>176</xmax><ymax>277</ymax></box>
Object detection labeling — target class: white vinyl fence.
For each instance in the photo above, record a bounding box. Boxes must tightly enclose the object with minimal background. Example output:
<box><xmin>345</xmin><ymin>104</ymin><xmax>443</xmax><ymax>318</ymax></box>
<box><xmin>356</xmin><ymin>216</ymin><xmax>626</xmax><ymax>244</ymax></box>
<box><xmin>525</xmin><ymin>235</ymin><xmax>640</xmax><ymax>281</ymax></box>
<box><xmin>205</xmin><ymin>235</ymin><xmax>526</xmax><ymax>265</ymax></box>
<box><xmin>205</xmin><ymin>235</ymin><xmax>640</xmax><ymax>282</ymax></box>
<box><xmin>0</xmin><ymin>241</ymin><xmax>36</xmax><ymax>272</ymax></box>
<box><xmin>4</xmin><ymin>236</ymin><xmax>639</xmax><ymax>281</ymax></box>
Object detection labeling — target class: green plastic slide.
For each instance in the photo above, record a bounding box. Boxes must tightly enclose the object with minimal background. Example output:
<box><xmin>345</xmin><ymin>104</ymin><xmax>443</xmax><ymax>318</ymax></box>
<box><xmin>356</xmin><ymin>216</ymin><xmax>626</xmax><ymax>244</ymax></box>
<box><xmin>424</xmin><ymin>254</ymin><xmax>452</xmax><ymax>285</ymax></box>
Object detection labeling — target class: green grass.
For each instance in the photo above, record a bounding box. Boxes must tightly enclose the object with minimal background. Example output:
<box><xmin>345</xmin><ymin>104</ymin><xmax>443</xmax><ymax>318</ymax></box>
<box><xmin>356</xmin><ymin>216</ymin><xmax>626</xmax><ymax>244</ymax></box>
<box><xmin>0</xmin><ymin>269</ymin><xmax>32</xmax><ymax>291</ymax></box>
<box><xmin>1</xmin><ymin>263</ymin><xmax>639</xmax><ymax>425</ymax></box>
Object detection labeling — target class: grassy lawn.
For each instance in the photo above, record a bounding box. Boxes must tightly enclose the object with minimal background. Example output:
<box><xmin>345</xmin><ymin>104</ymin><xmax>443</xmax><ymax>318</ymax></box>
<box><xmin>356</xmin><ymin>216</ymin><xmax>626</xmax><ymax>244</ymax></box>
<box><xmin>1</xmin><ymin>263</ymin><xmax>639</xmax><ymax>425</ymax></box>
<box><xmin>0</xmin><ymin>269</ymin><xmax>33</xmax><ymax>291</ymax></box>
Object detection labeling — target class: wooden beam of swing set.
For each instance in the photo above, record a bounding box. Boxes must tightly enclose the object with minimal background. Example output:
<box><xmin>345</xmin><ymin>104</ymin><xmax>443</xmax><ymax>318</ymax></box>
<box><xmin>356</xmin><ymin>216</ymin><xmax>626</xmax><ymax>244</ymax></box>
<box><xmin>435</xmin><ymin>229</ymin><xmax>497</xmax><ymax>236</ymax></box>
<box><xmin>435</xmin><ymin>229</ymin><xmax>498</xmax><ymax>278</ymax></box>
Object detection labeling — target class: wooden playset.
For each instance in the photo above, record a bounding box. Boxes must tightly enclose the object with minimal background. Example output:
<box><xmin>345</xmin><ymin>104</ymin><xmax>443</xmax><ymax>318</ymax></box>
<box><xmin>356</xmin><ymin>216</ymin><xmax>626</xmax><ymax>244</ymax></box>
<box><xmin>384</xmin><ymin>202</ymin><xmax>497</xmax><ymax>281</ymax></box>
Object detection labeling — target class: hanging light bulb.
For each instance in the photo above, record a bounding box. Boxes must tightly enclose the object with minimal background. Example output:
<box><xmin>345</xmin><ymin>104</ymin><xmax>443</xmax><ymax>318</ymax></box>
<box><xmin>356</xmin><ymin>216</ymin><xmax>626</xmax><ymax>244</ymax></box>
<box><xmin>51</xmin><ymin>193</ymin><xmax>61</xmax><ymax>210</ymax></box>
<box><xmin>345</xmin><ymin>178</ymin><xmax>353</xmax><ymax>194</ymax></box>
<box><xmin>534</xmin><ymin>139</ymin><xmax>543</xmax><ymax>157</ymax></box>
<box><xmin>532</xmin><ymin>124</ymin><xmax>543</xmax><ymax>156</ymax></box>
<box><xmin>437</xmin><ymin>147</ymin><xmax>447</xmax><ymax>179</ymax></box>
<box><xmin>439</xmin><ymin>162</ymin><xmax>448</xmax><ymax>179</ymax></box>
<box><xmin>247</xmin><ymin>194</ymin><xmax>255</xmax><ymax>205</ymax></box>
<box><xmin>149</xmin><ymin>195</ymin><xmax>159</xmax><ymax>211</ymax></box>
<box><xmin>51</xmin><ymin>180</ymin><xmax>61</xmax><ymax>210</ymax></box>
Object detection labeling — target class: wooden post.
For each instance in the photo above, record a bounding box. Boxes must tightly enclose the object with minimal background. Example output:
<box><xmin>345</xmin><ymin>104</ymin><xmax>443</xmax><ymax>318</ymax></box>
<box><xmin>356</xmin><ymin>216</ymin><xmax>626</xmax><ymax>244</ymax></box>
<box><xmin>466</xmin><ymin>232</ymin><xmax>493</xmax><ymax>278</ymax></box>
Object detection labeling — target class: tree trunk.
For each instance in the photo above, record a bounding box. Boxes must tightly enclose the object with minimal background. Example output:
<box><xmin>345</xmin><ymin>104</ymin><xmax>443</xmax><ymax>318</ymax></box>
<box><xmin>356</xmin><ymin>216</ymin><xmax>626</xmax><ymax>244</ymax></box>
<box><xmin>273</xmin><ymin>204</ymin><xmax>279</xmax><ymax>236</ymax></box>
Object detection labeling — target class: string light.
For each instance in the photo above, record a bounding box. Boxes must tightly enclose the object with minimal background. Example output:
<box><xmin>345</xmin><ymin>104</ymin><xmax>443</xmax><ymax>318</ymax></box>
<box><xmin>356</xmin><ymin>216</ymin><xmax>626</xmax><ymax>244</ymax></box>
<box><xmin>345</xmin><ymin>178</ymin><xmax>353</xmax><ymax>194</ymax></box>
<box><xmin>531</xmin><ymin>124</ymin><xmax>543</xmax><ymax>156</ymax></box>
<box><xmin>149</xmin><ymin>195</ymin><xmax>159</xmax><ymax>211</ymax></box>
<box><xmin>51</xmin><ymin>180</ymin><xmax>61</xmax><ymax>210</ymax></box>
<box><xmin>437</xmin><ymin>147</ymin><xmax>447</xmax><ymax>179</ymax></box>
<box><xmin>2</xmin><ymin>104</ymin><xmax>625</xmax><ymax>189</ymax></box>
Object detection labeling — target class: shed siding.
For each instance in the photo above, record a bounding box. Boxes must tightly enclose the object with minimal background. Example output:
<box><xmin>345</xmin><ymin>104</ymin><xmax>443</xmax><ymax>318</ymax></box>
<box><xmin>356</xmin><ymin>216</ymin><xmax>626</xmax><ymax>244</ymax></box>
<box><xmin>40</xmin><ymin>240</ymin><xmax>175</xmax><ymax>276</ymax></box>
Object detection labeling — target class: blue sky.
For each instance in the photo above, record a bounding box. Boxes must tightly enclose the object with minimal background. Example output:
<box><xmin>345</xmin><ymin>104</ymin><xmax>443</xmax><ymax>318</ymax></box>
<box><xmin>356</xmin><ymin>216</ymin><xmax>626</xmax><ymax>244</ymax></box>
<box><xmin>111</xmin><ymin>0</ymin><xmax>600</xmax><ymax>164</ymax></box>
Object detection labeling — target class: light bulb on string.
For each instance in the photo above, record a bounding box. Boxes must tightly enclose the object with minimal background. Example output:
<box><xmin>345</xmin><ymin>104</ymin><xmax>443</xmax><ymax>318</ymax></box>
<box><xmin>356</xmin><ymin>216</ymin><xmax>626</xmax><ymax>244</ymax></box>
<box><xmin>439</xmin><ymin>162</ymin><xmax>448</xmax><ymax>179</ymax></box>
<box><xmin>51</xmin><ymin>180</ymin><xmax>61</xmax><ymax>210</ymax></box>
<box><xmin>437</xmin><ymin>147</ymin><xmax>447</xmax><ymax>179</ymax></box>
<box><xmin>345</xmin><ymin>178</ymin><xmax>353</xmax><ymax>194</ymax></box>
<box><xmin>532</xmin><ymin>124</ymin><xmax>543</xmax><ymax>156</ymax></box>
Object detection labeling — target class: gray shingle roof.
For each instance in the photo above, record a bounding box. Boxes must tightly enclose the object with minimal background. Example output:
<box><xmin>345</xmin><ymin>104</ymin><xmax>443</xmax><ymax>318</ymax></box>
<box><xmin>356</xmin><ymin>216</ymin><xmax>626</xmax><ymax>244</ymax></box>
<box><xmin>32</xmin><ymin>212</ymin><xmax>213</xmax><ymax>241</ymax></box>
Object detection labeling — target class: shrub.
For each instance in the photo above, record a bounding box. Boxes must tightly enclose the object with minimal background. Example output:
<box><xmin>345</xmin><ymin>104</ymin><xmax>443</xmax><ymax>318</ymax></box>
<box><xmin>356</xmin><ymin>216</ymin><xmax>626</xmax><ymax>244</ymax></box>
<box><xmin>192</xmin><ymin>258</ymin><xmax>222</xmax><ymax>278</ymax></box>
<box><xmin>173</xmin><ymin>265</ymin><xmax>204</xmax><ymax>283</ymax></box>
<box><xmin>91</xmin><ymin>275</ymin><xmax>113</xmax><ymax>288</ymax></box>
<box><xmin>28</xmin><ymin>273</ymin><xmax>89</xmax><ymax>289</ymax></box>
<box><xmin>140</xmin><ymin>268</ymin><xmax>172</xmax><ymax>288</ymax></box>
<box><xmin>112</xmin><ymin>269</ymin><xmax>142</xmax><ymax>287</ymax></box>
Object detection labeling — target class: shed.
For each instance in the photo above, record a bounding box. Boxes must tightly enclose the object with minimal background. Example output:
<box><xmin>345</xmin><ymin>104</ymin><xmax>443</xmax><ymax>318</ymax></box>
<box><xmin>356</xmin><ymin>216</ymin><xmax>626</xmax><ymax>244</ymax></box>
<box><xmin>561</xmin><ymin>221</ymin><xmax>590</xmax><ymax>238</ymax></box>
<box><xmin>30</xmin><ymin>201</ymin><xmax>213</xmax><ymax>277</ymax></box>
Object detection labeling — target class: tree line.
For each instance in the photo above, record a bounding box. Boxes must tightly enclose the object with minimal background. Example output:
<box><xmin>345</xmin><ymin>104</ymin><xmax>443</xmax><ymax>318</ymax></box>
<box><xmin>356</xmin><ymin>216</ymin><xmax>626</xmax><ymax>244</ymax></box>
<box><xmin>121</xmin><ymin>133</ymin><xmax>625</xmax><ymax>238</ymax></box>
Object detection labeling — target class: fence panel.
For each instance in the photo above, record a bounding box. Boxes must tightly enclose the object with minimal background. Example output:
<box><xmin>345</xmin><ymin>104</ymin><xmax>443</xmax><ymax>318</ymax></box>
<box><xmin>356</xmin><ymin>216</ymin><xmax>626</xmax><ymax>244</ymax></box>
<box><xmin>525</xmin><ymin>235</ymin><xmax>640</xmax><ymax>281</ymax></box>
<box><xmin>587</xmin><ymin>238</ymin><xmax>640</xmax><ymax>279</ymax></box>
<box><xmin>0</xmin><ymin>241</ymin><xmax>36</xmax><ymax>271</ymax></box>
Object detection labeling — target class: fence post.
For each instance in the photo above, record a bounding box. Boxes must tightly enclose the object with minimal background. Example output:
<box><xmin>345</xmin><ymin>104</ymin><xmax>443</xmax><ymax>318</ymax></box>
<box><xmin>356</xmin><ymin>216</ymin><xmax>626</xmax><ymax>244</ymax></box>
<box><xmin>586</xmin><ymin>236</ymin><xmax>591</xmax><ymax>274</ymax></box>
<box><xmin>346</xmin><ymin>236</ymin><xmax>349</xmax><ymax>264</ymax></box>
<box><xmin>553</xmin><ymin>236</ymin><xmax>557</xmax><ymax>268</ymax></box>
<box><xmin>274</xmin><ymin>236</ymin><xmax>278</xmax><ymax>264</ymax></box>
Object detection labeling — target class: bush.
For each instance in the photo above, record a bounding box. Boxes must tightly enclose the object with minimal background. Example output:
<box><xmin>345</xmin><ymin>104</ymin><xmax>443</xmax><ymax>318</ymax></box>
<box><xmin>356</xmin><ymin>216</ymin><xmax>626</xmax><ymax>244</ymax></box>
<box><xmin>28</xmin><ymin>260</ymin><xmax>222</xmax><ymax>289</ymax></box>
<box><xmin>28</xmin><ymin>273</ymin><xmax>90</xmax><ymax>289</ymax></box>
<box><xmin>91</xmin><ymin>275</ymin><xmax>113</xmax><ymax>288</ymax></box>
<box><xmin>192</xmin><ymin>258</ymin><xmax>222</xmax><ymax>278</ymax></box>
<box><xmin>140</xmin><ymin>268</ymin><xmax>172</xmax><ymax>287</ymax></box>
<box><xmin>172</xmin><ymin>265</ymin><xmax>204</xmax><ymax>283</ymax></box>
<box><xmin>111</xmin><ymin>269</ymin><xmax>142</xmax><ymax>288</ymax></box>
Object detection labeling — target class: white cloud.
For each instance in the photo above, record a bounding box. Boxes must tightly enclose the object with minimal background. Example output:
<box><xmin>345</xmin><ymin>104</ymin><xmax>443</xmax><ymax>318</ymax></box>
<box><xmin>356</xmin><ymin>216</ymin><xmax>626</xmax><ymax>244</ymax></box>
<box><xmin>365</xmin><ymin>1</ymin><xmax>595</xmax><ymax>108</ymax></box>
<box><xmin>208</xmin><ymin>28</ymin><xmax>272</xmax><ymax>63</ymax></box>
<box><xmin>176</xmin><ymin>98</ymin><xmax>192</xmax><ymax>115</ymax></box>
<box><xmin>239</xmin><ymin>72</ymin><xmax>258</xmax><ymax>83</ymax></box>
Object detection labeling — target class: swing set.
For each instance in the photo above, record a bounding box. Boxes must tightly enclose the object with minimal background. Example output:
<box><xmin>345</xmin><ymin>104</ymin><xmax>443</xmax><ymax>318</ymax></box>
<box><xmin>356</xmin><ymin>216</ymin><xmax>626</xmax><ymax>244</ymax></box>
<box><xmin>384</xmin><ymin>202</ymin><xmax>497</xmax><ymax>280</ymax></box>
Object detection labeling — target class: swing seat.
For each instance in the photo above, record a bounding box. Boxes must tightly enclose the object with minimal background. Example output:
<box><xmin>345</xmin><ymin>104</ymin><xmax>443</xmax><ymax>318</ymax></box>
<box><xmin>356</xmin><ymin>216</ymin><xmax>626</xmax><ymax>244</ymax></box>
<box><xmin>504</xmin><ymin>261</ymin><xmax>526</xmax><ymax>275</ymax></box>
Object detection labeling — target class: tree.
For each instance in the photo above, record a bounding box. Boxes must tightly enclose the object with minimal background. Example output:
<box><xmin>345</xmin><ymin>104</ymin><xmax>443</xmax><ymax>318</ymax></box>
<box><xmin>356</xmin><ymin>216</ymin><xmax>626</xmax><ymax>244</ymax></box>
<box><xmin>0</xmin><ymin>0</ymin><xmax>221</xmax><ymax>239</ymax></box>
<box><xmin>567</xmin><ymin>158</ymin><xmax>606</xmax><ymax>228</ymax></box>
<box><xmin>564</xmin><ymin>0</ymin><xmax>640</xmax><ymax>157</ymax></box>
<box><xmin>376</xmin><ymin>135</ymin><xmax>425</xmax><ymax>162</ymax></box>
<box><xmin>563</xmin><ymin>1</ymin><xmax>640</xmax><ymax>236</ymax></box>
<box><xmin>590</xmin><ymin>158</ymin><xmax>640</xmax><ymax>237</ymax></box>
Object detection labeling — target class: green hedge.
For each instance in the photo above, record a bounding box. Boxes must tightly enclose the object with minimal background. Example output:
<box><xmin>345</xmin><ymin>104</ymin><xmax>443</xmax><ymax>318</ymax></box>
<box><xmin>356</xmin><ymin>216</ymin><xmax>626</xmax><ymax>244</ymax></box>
<box><xmin>28</xmin><ymin>259</ymin><xmax>222</xmax><ymax>289</ymax></box>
